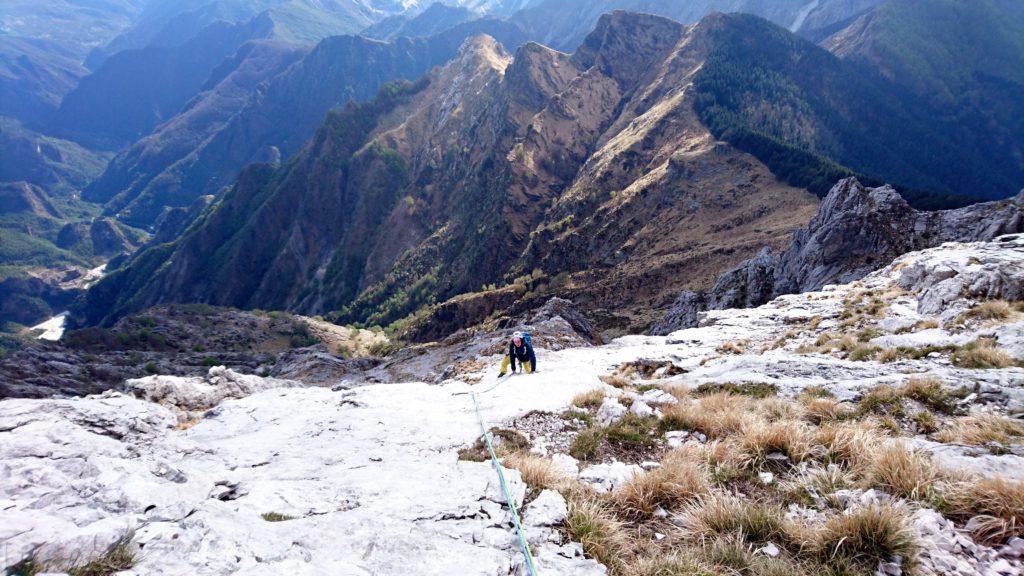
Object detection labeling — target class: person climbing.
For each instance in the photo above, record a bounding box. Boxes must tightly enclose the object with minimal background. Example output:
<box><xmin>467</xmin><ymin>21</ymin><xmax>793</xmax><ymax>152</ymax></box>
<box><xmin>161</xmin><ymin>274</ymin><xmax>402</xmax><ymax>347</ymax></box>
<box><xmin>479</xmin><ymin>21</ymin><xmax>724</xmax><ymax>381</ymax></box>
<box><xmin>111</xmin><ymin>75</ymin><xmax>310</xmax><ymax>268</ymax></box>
<box><xmin>498</xmin><ymin>331</ymin><xmax>536</xmax><ymax>377</ymax></box>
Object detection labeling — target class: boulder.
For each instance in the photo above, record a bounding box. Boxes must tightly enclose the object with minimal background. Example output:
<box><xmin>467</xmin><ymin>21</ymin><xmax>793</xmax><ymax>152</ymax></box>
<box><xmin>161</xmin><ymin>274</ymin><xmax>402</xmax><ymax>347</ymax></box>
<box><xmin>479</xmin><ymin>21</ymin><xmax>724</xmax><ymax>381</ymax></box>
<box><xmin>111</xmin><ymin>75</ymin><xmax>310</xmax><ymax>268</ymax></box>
<box><xmin>596</xmin><ymin>397</ymin><xmax>626</xmax><ymax>426</ymax></box>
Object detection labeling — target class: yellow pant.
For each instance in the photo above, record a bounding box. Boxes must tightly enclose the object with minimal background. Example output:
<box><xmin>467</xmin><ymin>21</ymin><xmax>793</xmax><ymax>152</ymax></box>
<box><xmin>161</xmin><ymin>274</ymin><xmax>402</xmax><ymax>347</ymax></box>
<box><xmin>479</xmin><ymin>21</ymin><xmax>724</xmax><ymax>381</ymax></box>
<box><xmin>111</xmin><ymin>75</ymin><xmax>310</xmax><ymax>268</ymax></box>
<box><xmin>499</xmin><ymin>356</ymin><xmax>532</xmax><ymax>374</ymax></box>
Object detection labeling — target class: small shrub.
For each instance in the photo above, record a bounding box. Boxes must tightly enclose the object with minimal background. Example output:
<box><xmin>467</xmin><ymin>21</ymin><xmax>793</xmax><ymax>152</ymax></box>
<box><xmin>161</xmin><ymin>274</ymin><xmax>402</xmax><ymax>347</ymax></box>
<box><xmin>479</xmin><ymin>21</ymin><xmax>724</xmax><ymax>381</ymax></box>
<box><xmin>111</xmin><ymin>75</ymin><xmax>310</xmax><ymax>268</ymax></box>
<box><xmin>143</xmin><ymin>362</ymin><xmax>158</xmax><ymax>374</ymax></box>
<box><xmin>200</xmin><ymin>357</ymin><xmax>219</xmax><ymax>367</ymax></box>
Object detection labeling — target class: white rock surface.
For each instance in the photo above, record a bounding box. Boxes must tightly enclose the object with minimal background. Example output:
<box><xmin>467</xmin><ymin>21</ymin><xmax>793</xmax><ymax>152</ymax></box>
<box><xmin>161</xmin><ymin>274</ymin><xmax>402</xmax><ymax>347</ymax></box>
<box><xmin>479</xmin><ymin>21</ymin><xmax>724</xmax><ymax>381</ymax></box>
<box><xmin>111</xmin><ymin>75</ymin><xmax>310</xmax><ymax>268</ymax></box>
<box><xmin>596</xmin><ymin>397</ymin><xmax>627</xmax><ymax>426</ymax></box>
<box><xmin>577</xmin><ymin>462</ymin><xmax>642</xmax><ymax>492</ymax></box>
<box><xmin>524</xmin><ymin>490</ymin><xmax>568</xmax><ymax>527</ymax></box>
<box><xmin>126</xmin><ymin>366</ymin><xmax>300</xmax><ymax>412</ymax></box>
<box><xmin>1</xmin><ymin>374</ymin><xmax>607</xmax><ymax>574</ymax></box>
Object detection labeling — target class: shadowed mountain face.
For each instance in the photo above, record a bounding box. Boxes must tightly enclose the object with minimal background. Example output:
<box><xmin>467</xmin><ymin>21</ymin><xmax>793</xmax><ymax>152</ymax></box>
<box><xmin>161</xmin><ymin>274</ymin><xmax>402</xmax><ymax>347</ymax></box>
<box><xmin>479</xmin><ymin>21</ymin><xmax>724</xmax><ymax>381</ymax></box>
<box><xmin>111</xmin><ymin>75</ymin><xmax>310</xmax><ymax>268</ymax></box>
<box><xmin>822</xmin><ymin>0</ymin><xmax>1024</xmax><ymax>199</ymax></box>
<box><xmin>79</xmin><ymin>13</ymin><xmax>822</xmax><ymax>330</ymax></box>
<box><xmin>51</xmin><ymin>15</ymin><xmax>279</xmax><ymax>149</ymax></box>
<box><xmin>85</xmin><ymin>18</ymin><xmax>532</xmax><ymax>227</ymax></box>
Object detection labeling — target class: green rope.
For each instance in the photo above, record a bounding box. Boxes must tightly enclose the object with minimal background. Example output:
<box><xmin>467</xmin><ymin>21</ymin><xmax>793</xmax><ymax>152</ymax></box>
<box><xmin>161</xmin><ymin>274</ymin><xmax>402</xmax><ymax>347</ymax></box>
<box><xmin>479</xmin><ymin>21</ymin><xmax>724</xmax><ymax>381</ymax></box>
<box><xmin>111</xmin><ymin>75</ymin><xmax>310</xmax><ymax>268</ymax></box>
<box><xmin>471</xmin><ymin>390</ymin><xmax>540</xmax><ymax>576</ymax></box>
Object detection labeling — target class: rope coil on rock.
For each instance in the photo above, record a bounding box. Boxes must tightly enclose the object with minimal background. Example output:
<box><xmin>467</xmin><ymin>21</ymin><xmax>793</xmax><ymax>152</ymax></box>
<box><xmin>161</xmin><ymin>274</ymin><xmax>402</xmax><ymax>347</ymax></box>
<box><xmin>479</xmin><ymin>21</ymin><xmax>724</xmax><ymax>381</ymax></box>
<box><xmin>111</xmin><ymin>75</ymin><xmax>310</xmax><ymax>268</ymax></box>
<box><xmin>470</xmin><ymin>387</ymin><xmax>540</xmax><ymax>576</ymax></box>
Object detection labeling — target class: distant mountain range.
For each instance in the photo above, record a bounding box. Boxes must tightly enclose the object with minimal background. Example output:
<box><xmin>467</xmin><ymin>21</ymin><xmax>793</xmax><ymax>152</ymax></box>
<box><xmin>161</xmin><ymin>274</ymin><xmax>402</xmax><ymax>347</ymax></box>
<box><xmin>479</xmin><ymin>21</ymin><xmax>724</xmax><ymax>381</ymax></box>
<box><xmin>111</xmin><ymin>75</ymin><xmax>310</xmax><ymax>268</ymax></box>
<box><xmin>2</xmin><ymin>0</ymin><xmax>1024</xmax><ymax>337</ymax></box>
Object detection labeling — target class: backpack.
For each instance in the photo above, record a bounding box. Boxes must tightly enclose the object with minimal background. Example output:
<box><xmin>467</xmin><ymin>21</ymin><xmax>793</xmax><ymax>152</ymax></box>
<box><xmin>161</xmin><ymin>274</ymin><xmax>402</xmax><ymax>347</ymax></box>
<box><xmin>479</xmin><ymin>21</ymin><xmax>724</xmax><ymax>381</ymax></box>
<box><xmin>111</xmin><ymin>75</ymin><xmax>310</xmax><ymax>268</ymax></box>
<box><xmin>521</xmin><ymin>332</ymin><xmax>532</xmax><ymax>347</ymax></box>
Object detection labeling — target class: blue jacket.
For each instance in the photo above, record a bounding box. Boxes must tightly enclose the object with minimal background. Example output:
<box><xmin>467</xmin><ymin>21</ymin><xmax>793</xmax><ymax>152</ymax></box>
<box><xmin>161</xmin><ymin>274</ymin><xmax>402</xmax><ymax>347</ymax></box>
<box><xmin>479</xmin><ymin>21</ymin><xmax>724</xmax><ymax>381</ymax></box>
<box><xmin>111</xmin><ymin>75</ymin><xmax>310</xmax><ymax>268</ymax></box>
<box><xmin>508</xmin><ymin>340</ymin><xmax>536</xmax><ymax>372</ymax></box>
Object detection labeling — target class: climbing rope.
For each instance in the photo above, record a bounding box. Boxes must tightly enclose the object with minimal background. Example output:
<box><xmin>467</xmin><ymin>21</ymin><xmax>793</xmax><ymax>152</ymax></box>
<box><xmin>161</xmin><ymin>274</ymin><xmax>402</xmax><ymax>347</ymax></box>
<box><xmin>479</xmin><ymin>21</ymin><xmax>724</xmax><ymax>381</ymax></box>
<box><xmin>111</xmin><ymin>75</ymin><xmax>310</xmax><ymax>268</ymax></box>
<box><xmin>470</xmin><ymin>387</ymin><xmax>540</xmax><ymax>576</ymax></box>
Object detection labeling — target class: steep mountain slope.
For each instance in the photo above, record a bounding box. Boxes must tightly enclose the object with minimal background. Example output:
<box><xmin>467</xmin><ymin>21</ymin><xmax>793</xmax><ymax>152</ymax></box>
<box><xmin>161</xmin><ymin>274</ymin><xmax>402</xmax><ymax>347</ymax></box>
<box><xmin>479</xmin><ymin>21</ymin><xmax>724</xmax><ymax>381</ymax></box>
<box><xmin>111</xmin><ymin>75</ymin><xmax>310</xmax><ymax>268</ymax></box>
<box><xmin>52</xmin><ymin>15</ymin><xmax>278</xmax><ymax>149</ymax></box>
<box><xmin>823</xmin><ymin>0</ymin><xmax>1024</xmax><ymax>199</ymax></box>
<box><xmin>690</xmin><ymin>12</ymin><xmax>1020</xmax><ymax>203</ymax></box>
<box><xmin>87</xmin><ymin>19</ymin><xmax>531</xmax><ymax>227</ymax></box>
<box><xmin>0</xmin><ymin>0</ymin><xmax>145</xmax><ymax>125</ymax></box>
<box><xmin>87</xmin><ymin>40</ymin><xmax>308</xmax><ymax>226</ymax></box>
<box><xmin>0</xmin><ymin>117</ymin><xmax>112</xmax><ymax>197</ymax></box>
<box><xmin>79</xmin><ymin>13</ymin><xmax>820</xmax><ymax>329</ymax></box>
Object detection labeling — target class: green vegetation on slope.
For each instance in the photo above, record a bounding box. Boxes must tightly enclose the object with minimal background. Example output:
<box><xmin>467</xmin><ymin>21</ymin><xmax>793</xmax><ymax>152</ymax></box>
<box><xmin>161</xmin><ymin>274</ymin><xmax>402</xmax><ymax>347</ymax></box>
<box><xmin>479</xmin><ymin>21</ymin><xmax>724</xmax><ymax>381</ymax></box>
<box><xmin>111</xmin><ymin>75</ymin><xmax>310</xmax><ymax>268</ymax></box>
<box><xmin>692</xmin><ymin>12</ymin><xmax>1018</xmax><ymax>206</ymax></box>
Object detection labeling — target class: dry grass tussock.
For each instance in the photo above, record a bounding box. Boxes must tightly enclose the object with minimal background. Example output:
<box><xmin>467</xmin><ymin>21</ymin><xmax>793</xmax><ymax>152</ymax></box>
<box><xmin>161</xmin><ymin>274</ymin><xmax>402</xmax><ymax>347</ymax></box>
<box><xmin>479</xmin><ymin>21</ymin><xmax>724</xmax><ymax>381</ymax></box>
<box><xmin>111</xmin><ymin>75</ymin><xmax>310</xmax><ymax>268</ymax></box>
<box><xmin>675</xmin><ymin>494</ymin><xmax>792</xmax><ymax>546</ymax></box>
<box><xmin>659</xmin><ymin>392</ymin><xmax>752</xmax><ymax>438</ymax></box>
<box><xmin>951</xmin><ymin>339</ymin><xmax>1019</xmax><ymax>368</ymax></box>
<box><xmin>612</xmin><ymin>451</ymin><xmax>709</xmax><ymax>520</ymax></box>
<box><xmin>936</xmin><ymin>414</ymin><xmax>1024</xmax><ymax>445</ymax></box>
<box><xmin>503</xmin><ymin>451</ymin><xmax>574</xmax><ymax>491</ymax></box>
<box><xmin>812</xmin><ymin>503</ymin><xmax>916</xmax><ymax>566</ymax></box>
<box><xmin>715</xmin><ymin>339</ymin><xmax>749</xmax><ymax>355</ymax></box>
<box><xmin>740</xmin><ymin>420</ymin><xmax>814</xmax><ymax>468</ymax></box>
<box><xmin>599</xmin><ymin>374</ymin><xmax>631</xmax><ymax>389</ymax></box>
<box><xmin>573</xmin><ymin>389</ymin><xmax>607</xmax><ymax>409</ymax></box>
<box><xmin>861</xmin><ymin>442</ymin><xmax>946</xmax><ymax>501</ymax></box>
<box><xmin>566</xmin><ymin>493</ymin><xmax>631</xmax><ymax>572</ymax></box>
<box><xmin>944</xmin><ymin>477</ymin><xmax>1024</xmax><ymax>543</ymax></box>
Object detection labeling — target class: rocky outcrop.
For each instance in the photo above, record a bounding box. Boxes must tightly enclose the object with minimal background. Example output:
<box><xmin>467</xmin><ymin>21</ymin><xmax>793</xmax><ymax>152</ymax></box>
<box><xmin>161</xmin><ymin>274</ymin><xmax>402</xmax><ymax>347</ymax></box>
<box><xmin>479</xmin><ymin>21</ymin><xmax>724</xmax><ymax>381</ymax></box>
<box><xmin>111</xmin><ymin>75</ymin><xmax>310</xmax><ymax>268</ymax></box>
<box><xmin>652</xmin><ymin>178</ymin><xmax>1024</xmax><ymax>334</ymax></box>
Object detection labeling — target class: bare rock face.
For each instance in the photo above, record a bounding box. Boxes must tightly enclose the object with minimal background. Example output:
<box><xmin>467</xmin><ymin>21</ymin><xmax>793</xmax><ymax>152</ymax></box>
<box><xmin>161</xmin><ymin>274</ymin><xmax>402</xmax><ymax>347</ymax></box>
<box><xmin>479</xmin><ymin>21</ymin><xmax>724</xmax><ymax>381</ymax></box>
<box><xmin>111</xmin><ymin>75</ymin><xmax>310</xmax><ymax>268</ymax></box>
<box><xmin>652</xmin><ymin>178</ymin><xmax>1024</xmax><ymax>334</ymax></box>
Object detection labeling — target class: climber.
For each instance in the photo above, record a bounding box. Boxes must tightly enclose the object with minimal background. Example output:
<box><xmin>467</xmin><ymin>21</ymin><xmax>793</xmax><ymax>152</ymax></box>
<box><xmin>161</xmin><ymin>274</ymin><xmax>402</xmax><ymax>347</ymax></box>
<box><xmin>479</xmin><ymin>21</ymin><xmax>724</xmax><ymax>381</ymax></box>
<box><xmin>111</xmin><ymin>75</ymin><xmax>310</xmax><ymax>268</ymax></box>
<box><xmin>497</xmin><ymin>331</ymin><xmax>536</xmax><ymax>377</ymax></box>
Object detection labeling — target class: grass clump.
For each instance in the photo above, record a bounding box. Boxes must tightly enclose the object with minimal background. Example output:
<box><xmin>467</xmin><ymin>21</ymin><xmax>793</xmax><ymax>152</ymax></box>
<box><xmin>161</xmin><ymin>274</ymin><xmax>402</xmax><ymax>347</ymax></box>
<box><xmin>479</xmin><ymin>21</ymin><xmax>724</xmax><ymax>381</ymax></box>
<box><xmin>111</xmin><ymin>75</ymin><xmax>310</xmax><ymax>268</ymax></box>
<box><xmin>694</xmin><ymin>381</ymin><xmax>777</xmax><ymax>399</ymax></box>
<box><xmin>951</xmin><ymin>339</ymin><xmax>1019</xmax><ymax>369</ymax></box>
<box><xmin>677</xmin><ymin>495</ymin><xmax>790</xmax><ymax>545</ymax></box>
<box><xmin>899</xmin><ymin>376</ymin><xmax>966</xmax><ymax>414</ymax></box>
<box><xmin>570</xmin><ymin>427</ymin><xmax>607</xmax><ymax>461</ymax></box>
<box><xmin>862</xmin><ymin>443</ymin><xmax>943</xmax><ymax>502</ymax></box>
<box><xmin>813</xmin><ymin>504</ymin><xmax>915</xmax><ymax>567</ymax></box>
<box><xmin>944</xmin><ymin>477</ymin><xmax>1024</xmax><ymax>543</ymax></box>
<box><xmin>660</xmin><ymin>393</ymin><xmax>750</xmax><ymax>438</ymax></box>
<box><xmin>599</xmin><ymin>374</ymin><xmax>631</xmax><ymax>388</ymax></box>
<box><xmin>856</xmin><ymin>385</ymin><xmax>904</xmax><ymax>417</ymax></box>
<box><xmin>612</xmin><ymin>452</ymin><xmax>709</xmax><ymax>519</ymax></box>
<box><xmin>566</xmin><ymin>494</ymin><xmax>629</xmax><ymax>572</ymax></box>
<box><xmin>935</xmin><ymin>414</ymin><xmax>1024</xmax><ymax>445</ymax></box>
<box><xmin>573</xmin><ymin>389</ymin><xmax>607</xmax><ymax>409</ymax></box>
<box><xmin>503</xmin><ymin>452</ymin><xmax>573</xmax><ymax>491</ymax></box>
<box><xmin>740</xmin><ymin>420</ymin><xmax>813</xmax><ymax>468</ymax></box>
<box><xmin>605</xmin><ymin>414</ymin><xmax>660</xmax><ymax>451</ymax></box>
<box><xmin>715</xmin><ymin>339</ymin><xmax>749</xmax><ymax>355</ymax></box>
<box><xmin>261</xmin><ymin>511</ymin><xmax>295</xmax><ymax>522</ymax></box>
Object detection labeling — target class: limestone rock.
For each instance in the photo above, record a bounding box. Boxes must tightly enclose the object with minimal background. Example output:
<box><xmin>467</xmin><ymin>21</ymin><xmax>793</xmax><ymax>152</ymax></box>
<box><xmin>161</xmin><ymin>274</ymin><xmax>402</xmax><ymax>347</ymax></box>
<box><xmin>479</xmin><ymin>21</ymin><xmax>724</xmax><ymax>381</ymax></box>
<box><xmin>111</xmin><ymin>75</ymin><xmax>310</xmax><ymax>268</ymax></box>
<box><xmin>596</xmin><ymin>397</ymin><xmax>627</xmax><ymax>426</ymax></box>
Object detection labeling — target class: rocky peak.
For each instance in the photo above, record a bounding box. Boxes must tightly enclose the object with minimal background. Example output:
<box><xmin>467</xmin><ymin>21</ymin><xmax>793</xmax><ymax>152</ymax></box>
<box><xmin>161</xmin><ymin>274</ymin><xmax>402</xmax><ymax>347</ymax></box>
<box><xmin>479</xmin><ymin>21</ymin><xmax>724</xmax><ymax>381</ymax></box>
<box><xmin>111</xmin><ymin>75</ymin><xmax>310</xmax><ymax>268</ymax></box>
<box><xmin>571</xmin><ymin>10</ymin><xmax>688</xmax><ymax>89</ymax></box>
<box><xmin>653</xmin><ymin>178</ymin><xmax>1024</xmax><ymax>334</ymax></box>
